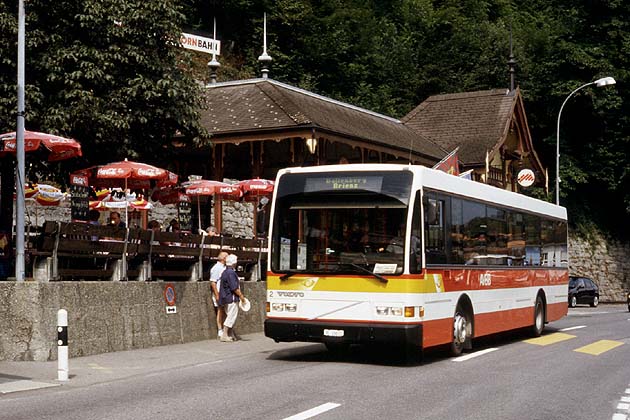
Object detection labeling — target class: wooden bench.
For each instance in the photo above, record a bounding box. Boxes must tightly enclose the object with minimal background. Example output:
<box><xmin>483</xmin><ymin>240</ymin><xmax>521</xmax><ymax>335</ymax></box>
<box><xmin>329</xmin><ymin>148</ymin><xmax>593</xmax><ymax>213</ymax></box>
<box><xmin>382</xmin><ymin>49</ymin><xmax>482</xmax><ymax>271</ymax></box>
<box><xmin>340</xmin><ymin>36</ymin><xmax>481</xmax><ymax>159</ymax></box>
<box><xmin>30</xmin><ymin>221</ymin><xmax>268</xmax><ymax>282</ymax></box>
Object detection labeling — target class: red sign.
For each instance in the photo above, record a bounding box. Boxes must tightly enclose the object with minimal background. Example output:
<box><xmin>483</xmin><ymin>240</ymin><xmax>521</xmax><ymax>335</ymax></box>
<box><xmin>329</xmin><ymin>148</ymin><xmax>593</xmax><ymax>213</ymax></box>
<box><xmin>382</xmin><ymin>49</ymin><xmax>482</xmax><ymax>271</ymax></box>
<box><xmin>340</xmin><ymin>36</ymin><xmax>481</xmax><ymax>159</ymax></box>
<box><xmin>164</xmin><ymin>284</ymin><xmax>176</xmax><ymax>306</ymax></box>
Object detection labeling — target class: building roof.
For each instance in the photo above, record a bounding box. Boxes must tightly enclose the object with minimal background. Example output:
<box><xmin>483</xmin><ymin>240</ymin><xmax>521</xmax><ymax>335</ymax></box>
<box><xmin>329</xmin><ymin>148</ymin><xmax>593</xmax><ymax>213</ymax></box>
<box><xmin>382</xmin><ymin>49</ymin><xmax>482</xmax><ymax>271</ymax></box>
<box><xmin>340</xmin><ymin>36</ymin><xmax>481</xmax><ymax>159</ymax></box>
<box><xmin>200</xmin><ymin>79</ymin><xmax>446</xmax><ymax>161</ymax></box>
<box><xmin>402</xmin><ymin>89</ymin><xmax>516</xmax><ymax>165</ymax></box>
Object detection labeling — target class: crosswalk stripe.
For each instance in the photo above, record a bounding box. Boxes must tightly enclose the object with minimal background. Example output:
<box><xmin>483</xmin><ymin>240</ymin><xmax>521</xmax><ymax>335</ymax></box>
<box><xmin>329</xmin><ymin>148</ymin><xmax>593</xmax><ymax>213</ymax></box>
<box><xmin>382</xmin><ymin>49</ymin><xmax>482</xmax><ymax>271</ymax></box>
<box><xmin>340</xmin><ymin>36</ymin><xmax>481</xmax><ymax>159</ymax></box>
<box><xmin>523</xmin><ymin>333</ymin><xmax>576</xmax><ymax>346</ymax></box>
<box><xmin>560</xmin><ymin>325</ymin><xmax>586</xmax><ymax>332</ymax></box>
<box><xmin>574</xmin><ymin>340</ymin><xmax>624</xmax><ymax>356</ymax></box>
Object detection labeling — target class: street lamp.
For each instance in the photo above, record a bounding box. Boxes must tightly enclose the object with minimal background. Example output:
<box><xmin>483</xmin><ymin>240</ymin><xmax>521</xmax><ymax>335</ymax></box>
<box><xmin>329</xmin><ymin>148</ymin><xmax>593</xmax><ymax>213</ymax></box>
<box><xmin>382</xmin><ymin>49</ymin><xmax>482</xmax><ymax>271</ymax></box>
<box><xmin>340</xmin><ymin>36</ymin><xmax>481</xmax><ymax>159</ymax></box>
<box><xmin>15</xmin><ymin>0</ymin><xmax>26</xmax><ymax>281</ymax></box>
<box><xmin>555</xmin><ymin>76</ymin><xmax>616</xmax><ymax>205</ymax></box>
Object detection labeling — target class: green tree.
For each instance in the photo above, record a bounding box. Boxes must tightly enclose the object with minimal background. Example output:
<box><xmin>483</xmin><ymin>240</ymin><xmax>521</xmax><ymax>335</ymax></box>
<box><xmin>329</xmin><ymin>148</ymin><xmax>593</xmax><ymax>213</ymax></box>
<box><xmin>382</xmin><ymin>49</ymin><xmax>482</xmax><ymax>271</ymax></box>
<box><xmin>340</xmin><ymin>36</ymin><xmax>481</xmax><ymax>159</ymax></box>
<box><xmin>0</xmin><ymin>0</ymin><xmax>207</xmax><ymax>164</ymax></box>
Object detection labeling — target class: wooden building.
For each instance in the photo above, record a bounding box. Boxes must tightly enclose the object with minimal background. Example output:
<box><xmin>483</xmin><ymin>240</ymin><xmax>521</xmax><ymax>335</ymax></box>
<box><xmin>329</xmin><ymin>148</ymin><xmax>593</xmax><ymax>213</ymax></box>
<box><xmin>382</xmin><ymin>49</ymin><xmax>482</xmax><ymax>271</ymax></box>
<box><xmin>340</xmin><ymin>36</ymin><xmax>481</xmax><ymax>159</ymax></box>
<box><xmin>179</xmin><ymin>78</ymin><xmax>547</xmax><ymax>194</ymax></box>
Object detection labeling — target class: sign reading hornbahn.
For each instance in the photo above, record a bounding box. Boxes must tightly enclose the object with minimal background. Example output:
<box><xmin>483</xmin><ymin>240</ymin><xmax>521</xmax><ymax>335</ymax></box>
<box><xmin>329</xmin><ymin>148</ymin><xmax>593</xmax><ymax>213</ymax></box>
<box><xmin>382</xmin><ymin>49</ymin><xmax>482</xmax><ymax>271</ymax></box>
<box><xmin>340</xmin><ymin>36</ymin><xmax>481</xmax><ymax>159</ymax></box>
<box><xmin>180</xmin><ymin>33</ymin><xmax>221</xmax><ymax>55</ymax></box>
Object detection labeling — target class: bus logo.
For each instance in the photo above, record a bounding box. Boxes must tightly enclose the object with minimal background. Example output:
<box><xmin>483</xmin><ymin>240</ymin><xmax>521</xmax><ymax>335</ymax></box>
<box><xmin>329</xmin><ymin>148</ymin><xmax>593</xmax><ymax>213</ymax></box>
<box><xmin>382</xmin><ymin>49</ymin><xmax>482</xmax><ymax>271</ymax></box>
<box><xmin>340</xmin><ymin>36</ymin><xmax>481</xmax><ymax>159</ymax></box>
<box><xmin>480</xmin><ymin>273</ymin><xmax>492</xmax><ymax>286</ymax></box>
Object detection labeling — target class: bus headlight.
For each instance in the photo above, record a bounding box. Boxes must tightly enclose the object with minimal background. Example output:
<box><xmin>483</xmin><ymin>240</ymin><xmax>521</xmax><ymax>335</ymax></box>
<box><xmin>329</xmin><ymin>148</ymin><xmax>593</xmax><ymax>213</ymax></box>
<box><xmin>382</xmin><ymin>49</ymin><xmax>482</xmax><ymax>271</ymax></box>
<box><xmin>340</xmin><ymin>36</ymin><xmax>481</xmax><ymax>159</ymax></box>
<box><xmin>376</xmin><ymin>306</ymin><xmax>403</xmax><ymax>316</ymax></box>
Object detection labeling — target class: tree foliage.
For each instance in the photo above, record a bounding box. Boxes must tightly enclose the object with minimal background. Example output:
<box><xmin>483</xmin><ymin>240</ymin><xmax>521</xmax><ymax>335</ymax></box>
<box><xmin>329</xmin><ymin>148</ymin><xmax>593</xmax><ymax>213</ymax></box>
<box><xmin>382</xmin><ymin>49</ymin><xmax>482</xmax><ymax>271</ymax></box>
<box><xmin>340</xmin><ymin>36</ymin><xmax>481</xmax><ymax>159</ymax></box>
<box><xmin>0</xmin><ymin>0</ymin><xmax>207</xmax><ymax>167</ymax></box>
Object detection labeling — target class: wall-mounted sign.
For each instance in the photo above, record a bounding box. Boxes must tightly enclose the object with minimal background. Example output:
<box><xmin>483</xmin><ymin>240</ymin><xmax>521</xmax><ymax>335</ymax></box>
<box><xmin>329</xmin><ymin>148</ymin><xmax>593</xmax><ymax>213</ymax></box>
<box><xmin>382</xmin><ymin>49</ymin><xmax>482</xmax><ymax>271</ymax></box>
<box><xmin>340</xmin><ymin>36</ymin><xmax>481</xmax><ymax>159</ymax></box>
<box><xmin>164</xmin><ymin>283</ymin><xmax>176</xmax><ymax>306</ymax></box>
<box><xmin>180</xmin><ymin>33</ymin><xmax>221</xmax><ymax>55</ymax></box>
<box><xmin>517</xmin><ymin>168</ymin><xmax>535</xmax><ymax>187</ymax></box>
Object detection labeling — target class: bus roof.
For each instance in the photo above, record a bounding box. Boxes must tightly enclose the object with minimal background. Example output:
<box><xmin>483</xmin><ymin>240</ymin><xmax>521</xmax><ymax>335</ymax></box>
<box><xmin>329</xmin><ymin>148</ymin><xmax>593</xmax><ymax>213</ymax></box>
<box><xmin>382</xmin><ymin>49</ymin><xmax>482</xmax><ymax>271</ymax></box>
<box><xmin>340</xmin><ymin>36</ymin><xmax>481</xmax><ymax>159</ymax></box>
<box><xmin>276</xmin><ymin>164</ymin><xmax>567</xmax><ymax>220</ymax></box>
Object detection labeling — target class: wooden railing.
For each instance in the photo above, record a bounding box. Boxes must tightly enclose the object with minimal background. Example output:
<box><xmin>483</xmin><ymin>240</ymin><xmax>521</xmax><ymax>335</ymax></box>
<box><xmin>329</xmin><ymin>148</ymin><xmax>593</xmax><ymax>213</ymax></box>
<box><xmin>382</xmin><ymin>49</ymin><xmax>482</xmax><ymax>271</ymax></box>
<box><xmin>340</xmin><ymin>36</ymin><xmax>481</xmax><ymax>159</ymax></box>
<box><xmin>29</xmin><ymin>221</ymin><xmax>268</xmax><ymax>282</ymax></box>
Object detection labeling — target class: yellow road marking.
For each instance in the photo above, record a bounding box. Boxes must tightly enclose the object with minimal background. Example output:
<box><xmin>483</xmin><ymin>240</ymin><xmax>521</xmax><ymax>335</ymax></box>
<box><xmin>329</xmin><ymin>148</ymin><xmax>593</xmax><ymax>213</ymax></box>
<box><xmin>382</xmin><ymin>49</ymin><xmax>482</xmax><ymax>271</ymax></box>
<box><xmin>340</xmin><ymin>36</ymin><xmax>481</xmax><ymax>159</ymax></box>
<box><xmin>574</xmin><ymin>340</ymin><xmax>624</xmax><ymax>356</ymax></box>
<box><xmin>523</xmin><ymin>333</ymin><xmax>576</xmax><ymax>346</ymax></box>
<box><xmin>88</xmin><ymin>363</ymin><xmax>113</xmax><ymax>373</ymax></box>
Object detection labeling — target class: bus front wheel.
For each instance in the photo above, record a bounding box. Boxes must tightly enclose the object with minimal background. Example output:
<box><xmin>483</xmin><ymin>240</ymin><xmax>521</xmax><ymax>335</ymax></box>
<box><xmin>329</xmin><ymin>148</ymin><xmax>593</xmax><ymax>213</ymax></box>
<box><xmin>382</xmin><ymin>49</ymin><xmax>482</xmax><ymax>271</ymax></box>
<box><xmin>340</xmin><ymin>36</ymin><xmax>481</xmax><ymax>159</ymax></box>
<box><xmin>450</xmin><ymin>303</ymin><xmax>472</xmax><ymax>357</ymax></box>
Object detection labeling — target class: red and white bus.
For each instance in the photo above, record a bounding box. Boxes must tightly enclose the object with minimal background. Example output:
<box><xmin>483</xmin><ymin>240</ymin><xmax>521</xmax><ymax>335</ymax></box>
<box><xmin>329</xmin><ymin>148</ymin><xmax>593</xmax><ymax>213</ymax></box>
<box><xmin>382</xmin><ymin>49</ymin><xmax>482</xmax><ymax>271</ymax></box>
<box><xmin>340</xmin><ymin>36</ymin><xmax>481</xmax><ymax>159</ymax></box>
<box><xmin>264</xmin><ymin>164</ymin><xmax>568</xmax><ymax>356</ymax></box>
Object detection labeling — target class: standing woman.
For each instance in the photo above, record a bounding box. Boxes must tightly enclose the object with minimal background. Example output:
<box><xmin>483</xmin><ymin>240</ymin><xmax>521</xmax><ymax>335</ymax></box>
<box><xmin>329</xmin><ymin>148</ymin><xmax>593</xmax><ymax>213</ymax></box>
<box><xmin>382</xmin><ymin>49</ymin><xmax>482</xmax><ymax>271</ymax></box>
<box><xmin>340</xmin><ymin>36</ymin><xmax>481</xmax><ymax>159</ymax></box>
<box><xmin>218</xmin><ymin>254</ymin><xmax>246</xmax><ymax>342</ymax></box>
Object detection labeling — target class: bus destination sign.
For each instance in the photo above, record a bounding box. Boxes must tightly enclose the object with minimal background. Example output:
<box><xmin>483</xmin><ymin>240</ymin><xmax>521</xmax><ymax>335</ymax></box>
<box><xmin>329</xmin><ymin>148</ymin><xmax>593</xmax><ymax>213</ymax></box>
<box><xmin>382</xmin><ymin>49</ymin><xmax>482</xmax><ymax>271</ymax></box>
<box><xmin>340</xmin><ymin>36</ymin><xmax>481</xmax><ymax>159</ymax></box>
<box><xmin>305</xmin><ymin>176</ymin><xmax>383</xmax><ymax>193</ymax></box>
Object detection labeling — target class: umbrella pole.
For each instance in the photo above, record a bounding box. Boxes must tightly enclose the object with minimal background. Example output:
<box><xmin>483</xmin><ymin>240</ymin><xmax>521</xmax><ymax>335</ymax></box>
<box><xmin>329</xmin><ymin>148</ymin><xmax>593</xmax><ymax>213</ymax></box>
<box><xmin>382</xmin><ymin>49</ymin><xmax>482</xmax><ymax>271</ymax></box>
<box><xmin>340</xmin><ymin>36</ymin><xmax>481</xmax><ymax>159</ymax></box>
<box><xmin>124</xmin><ymin>179</ymin><xmax>129</xmax><ymax>227</ymax></box>
<box><xmin>197</xmin><ymin>196</ymin><xmax>201</xmax><ymax>232</ymax></box>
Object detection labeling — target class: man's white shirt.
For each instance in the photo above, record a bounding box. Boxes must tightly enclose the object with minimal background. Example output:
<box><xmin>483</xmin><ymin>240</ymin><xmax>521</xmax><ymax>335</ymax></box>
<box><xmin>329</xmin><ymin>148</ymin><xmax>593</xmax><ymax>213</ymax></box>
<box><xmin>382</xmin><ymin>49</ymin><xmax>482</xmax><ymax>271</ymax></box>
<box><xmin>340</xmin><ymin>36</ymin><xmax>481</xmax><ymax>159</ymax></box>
<box><xmin>210</xmin><ymin>262</ymin><xmax>226</xmax><ymax>306</ymax></box>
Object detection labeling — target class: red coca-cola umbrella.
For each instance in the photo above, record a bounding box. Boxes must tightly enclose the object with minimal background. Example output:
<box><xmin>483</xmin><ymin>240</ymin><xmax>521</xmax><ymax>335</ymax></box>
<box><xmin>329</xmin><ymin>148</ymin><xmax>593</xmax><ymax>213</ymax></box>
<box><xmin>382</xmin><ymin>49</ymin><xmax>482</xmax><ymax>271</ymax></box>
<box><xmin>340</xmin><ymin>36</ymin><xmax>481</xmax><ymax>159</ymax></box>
<box><xmin>73</xmin><ymin>159</ymin><xmax>177</xmax><ymax>224</ymax></box>
<box><xmin>182</xmin><ymin>180</ymin><xmax>242</xmax><ymax>230</ymax></box>
<box><xmin>0</xmin><ymin>130</ymin><xmax>82</xmax><ymax>161</ymax></box>
<box><xmin>237</xmin><ymin>178</ymin><xmax>274</xmax><ymax>198</ymax></box>
<box><xmin>182</xmin><ymin>179</ymin><xmax>242</xmax><ymax>199</ymax></box>
<box><xmin>236</xmin><ymin>178</ymin><xmax>274</xmax><ymax>239</ymax></box>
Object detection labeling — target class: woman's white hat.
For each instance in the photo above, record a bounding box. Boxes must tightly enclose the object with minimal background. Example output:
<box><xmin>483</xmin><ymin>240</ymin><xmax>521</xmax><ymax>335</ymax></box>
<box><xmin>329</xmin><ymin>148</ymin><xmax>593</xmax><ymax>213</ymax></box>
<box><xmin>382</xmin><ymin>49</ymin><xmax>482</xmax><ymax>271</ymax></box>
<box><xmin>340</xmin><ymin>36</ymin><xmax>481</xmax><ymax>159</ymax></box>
<box><xmin>239</xmin><ymin>297</ymin><xmax>251</xmax><ymax>312</ymax></box>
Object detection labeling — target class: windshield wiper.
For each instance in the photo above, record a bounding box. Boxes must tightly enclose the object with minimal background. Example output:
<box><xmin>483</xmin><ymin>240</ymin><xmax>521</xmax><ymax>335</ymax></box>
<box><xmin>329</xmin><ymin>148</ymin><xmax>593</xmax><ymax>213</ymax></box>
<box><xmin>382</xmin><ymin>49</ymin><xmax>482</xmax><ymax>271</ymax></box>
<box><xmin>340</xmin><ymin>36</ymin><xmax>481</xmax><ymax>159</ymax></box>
<box><xmin>279</xmin><ymin>270</ymin><xmax>303</xmax><ymax>281</ymax></box>
<box><xmin>339</xmin><ymin>262</ymin><xmax>388</xmax><ymax>283</ymax></box>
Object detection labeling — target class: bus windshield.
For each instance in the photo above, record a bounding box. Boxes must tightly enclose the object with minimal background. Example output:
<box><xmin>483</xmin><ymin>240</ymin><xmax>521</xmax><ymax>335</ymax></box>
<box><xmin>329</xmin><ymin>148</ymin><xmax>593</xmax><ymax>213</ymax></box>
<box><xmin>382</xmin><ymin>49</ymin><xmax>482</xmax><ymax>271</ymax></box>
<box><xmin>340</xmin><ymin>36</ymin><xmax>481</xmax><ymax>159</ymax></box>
<box><xmin>270</xmin><ymin>170</ymin><xmax>413</xmax><ymax>275</ymax></box>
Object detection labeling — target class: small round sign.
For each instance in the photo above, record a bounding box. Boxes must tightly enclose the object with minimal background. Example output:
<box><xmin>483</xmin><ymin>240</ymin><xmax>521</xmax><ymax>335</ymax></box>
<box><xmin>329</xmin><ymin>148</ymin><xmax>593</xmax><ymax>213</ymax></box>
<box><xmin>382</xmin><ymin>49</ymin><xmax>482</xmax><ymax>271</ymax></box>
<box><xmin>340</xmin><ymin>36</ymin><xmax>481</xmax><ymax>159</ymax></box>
<box><xmin>517</xmin><ymin>168</ymin><xmax>535</xmax><ymax>187</ymax></box>
<box><xmin>164</xmin><ymin>284</ymin><xmax>176</xmax><ymax>306</ymax></box>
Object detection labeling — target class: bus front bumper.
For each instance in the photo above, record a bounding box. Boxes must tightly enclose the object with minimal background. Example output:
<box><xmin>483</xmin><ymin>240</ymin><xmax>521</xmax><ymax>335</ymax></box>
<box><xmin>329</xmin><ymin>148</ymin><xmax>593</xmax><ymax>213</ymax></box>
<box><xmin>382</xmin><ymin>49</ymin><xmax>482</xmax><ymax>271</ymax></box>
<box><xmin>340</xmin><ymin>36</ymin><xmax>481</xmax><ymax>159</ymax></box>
<box><xmin>264</xmin><ymin>318</ymin><xmax>422</xmax><ymax>347</ymax></box>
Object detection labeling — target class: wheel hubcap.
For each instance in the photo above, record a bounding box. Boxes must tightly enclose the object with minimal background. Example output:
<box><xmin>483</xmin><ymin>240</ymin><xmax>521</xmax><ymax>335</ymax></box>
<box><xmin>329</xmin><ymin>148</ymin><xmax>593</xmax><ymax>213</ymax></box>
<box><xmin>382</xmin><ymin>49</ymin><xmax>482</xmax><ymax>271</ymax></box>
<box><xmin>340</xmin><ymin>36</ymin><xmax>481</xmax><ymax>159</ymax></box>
<box><xmin>535</xmin><ymin>306</ymin><xmax>543</xmax><ymax>330</ymax></box>
<box><xmin>454</xmin><ymin>313</ymin><xmax>467</xmax><ymax>345</ymax></box>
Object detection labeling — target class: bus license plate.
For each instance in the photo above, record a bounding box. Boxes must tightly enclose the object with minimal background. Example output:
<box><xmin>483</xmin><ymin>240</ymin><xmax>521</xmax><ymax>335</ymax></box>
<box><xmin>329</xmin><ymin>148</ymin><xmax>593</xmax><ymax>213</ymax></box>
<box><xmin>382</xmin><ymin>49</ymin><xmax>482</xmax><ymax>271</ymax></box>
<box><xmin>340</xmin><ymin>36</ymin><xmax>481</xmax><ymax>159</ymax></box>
<box><xmin>323</xmin><ymin>329</ymin><xmax>344</xmax><ymax>337</ymax></box>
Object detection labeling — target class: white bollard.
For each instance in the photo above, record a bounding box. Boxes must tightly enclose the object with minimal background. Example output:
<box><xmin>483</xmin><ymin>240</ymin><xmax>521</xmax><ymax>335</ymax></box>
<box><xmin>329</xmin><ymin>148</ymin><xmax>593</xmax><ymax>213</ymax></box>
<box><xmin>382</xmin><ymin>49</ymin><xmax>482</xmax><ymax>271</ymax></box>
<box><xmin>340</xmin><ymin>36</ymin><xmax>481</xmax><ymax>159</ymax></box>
<box><xmin>57</xmin><ymin>309</ymin><xmax>68</xmax><ymax>381</ymax></box>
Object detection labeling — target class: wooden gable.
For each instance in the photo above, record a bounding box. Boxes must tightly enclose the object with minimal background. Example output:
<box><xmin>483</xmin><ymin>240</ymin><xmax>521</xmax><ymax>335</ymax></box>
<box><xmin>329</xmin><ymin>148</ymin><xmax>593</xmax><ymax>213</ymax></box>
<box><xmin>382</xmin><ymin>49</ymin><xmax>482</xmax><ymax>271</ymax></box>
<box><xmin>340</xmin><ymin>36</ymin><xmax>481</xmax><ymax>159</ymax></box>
<box><xmin>402</xmin><ymin>88</ymin><xmax>546</xmax><ymax>191</ymax></box>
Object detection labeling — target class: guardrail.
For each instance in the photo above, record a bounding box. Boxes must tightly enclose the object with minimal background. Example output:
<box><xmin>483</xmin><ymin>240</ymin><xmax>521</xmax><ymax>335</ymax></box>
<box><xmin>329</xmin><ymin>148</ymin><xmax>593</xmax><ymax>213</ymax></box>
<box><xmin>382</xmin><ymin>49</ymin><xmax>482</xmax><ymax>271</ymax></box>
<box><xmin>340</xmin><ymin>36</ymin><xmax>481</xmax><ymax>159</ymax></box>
<box><xmin>29</xmin><ymin>221</ymin><xmax>268</xmax><ymax>282</ymax></box>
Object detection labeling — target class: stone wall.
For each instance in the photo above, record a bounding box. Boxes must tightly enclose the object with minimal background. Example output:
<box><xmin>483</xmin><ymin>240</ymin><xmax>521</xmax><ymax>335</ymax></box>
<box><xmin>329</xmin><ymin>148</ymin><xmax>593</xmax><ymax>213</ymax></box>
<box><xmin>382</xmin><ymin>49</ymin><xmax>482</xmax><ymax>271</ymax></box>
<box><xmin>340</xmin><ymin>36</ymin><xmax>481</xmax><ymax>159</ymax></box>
<box><xmin>0</xmin><ymin>281</ymin><xmax>267</xmax><ymax>361</ymax></box>
<box><xmin>569</xmin><ymin>232</ymin><xmax>630</xmax><ymax>302</ymax></box>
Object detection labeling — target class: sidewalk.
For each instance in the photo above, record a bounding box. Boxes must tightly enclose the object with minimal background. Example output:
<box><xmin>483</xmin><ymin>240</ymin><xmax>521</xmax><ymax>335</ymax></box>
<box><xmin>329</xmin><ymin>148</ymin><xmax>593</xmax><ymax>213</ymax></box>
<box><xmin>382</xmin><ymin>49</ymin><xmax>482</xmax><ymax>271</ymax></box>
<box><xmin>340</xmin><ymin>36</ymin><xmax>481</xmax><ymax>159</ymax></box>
<box><xmin>0</xmin><ymin>332</ymin><xmax>294</xmax><ymax>395</ymax></box>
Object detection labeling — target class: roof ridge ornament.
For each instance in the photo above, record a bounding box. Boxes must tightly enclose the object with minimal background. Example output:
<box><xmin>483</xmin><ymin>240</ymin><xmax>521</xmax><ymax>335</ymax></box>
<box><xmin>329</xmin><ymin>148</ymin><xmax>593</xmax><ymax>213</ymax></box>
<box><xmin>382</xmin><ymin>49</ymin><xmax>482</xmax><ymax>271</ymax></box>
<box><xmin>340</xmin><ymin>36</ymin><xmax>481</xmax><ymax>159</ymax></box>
<box><xmin>208</xmin><ymin>17</ymin><xmax>221</xmax><ymax>84</ymax></box>
<box><xmin>508</xmin><ymin>23</ymin><xmax>517</xmax><ymax>92</ymax></box>
<box><xmin>258</xmin><ymin>13</ymin><xmax>273</xmax><ymax>79</ymax></box>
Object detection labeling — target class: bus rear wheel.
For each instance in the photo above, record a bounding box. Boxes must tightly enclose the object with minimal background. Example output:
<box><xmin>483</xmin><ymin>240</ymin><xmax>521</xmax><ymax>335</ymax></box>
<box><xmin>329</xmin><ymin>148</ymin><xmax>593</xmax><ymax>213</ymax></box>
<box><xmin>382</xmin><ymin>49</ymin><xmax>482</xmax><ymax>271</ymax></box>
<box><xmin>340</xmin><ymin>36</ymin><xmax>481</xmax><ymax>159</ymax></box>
<box><xmin>531</xmin><ymin>295</ymin><xmax>545</xmax><ymax>337</ymax></box>
<box><xmin>450</xmin><ymin>304</ymin><xmax>472</xmax><ymax>357</ymax></box>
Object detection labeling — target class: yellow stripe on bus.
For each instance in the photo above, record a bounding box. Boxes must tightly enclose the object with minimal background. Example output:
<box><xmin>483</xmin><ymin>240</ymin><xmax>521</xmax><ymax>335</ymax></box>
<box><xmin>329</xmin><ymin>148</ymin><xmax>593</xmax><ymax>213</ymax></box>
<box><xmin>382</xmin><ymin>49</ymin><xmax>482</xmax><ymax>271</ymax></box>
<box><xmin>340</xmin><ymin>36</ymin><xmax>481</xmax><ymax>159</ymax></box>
<box><xmin>523</xmin><ymin>333</ymin><xmax>576</xmax><ymax>346</ymax></box>
<box><xmin>574</xmin><ymin>340</ymin><xmax>624</xmax><ymax>356</ymax></box>
<box><xmin>266</xmin><ymin>274</ymin><xmax>444</xmax><ymax>294</ymax></box>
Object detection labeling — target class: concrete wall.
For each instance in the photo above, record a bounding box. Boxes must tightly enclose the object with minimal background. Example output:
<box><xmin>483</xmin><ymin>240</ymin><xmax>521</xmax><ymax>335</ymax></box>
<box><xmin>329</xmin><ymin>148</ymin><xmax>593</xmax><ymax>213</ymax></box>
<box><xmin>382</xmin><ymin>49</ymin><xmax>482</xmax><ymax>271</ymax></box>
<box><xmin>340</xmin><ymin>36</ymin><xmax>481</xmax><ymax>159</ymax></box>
<box><xmin>569</xmin><ymin>233</ymin><xmax>630</xmax><ymax>302</ymax></box>
<box><xmin>0</xmin><ymin>281</ymin><xmax>266</xmax><ymax>362</ymax></box>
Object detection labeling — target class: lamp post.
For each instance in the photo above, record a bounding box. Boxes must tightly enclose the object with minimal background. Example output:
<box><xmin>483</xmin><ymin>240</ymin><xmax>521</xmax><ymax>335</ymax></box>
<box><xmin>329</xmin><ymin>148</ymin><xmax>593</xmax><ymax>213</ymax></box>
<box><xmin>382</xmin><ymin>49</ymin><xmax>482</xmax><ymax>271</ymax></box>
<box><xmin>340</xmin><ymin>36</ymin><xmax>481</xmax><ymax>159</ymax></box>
<box><xmin>15</xmin><ymin>0</ymin><xmax>26</xmax><ymax>281</ymax></box>
<box><xmin>555</xmin><ymin>76</ymin><xmax>616</xmax><ymax>205</ymax></box>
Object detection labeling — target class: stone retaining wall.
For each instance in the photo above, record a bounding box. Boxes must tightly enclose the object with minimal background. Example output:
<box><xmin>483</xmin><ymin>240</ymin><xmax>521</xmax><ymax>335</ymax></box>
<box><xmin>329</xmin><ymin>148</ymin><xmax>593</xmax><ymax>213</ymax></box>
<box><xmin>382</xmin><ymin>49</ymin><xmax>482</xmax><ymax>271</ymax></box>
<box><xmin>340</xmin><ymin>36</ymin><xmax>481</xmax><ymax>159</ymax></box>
<box><xmin>569</xmin><ymin>232</ymin><xmax>629</xmax><ymax>302</ymax></box>
<box><xmin>0</xmin><ymin>281</ymin><xmax>266</xmax><ymax>361</ymax></box>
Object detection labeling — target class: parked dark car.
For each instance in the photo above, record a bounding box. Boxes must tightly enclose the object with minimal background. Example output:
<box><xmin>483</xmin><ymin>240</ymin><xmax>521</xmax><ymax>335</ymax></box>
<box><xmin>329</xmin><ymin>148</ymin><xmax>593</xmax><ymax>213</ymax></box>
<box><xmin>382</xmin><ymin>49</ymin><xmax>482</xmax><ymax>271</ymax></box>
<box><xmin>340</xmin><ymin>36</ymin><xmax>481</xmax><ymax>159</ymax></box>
<box><xmin>568</xmin><ymin>276</ymin><xmax>599</xmax><ymax>307</ymax></box>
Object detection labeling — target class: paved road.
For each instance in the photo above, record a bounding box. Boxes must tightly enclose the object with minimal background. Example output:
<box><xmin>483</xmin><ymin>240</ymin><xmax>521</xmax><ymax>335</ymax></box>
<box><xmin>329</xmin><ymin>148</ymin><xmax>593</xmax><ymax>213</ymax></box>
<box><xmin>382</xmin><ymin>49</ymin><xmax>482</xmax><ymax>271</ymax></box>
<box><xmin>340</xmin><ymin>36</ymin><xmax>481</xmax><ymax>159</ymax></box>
<box><xmin>1</xmin><ymin>305</ymin><xmax>629</xmax><ymax>420</ymax></box>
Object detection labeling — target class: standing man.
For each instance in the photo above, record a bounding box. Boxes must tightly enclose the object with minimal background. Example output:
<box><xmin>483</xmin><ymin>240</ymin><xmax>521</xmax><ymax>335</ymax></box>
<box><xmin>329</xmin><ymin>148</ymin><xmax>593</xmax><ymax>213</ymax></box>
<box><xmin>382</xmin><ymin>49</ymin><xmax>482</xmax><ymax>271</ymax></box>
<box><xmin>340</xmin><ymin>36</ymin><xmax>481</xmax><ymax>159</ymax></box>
<box><xmin>210</xmin><ymin>251</ymin><xmax>228</xmax><ymax>339</ymax></box>
<box><xmin>219</xmin><ymin>254</ymin><xmax>246</xmax><ymax>342</ymax></box>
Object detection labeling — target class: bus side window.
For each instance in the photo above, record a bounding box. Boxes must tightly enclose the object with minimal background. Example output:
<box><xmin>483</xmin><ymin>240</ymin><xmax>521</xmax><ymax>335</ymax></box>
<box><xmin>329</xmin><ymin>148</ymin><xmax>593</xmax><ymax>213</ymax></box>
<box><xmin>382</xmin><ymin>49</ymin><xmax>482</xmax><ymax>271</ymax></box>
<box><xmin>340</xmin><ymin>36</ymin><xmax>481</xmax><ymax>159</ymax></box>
<box><xmin>424</xmin><ymin>194</ymin><xmax>446</xmax><ymax>264</ymax></box>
